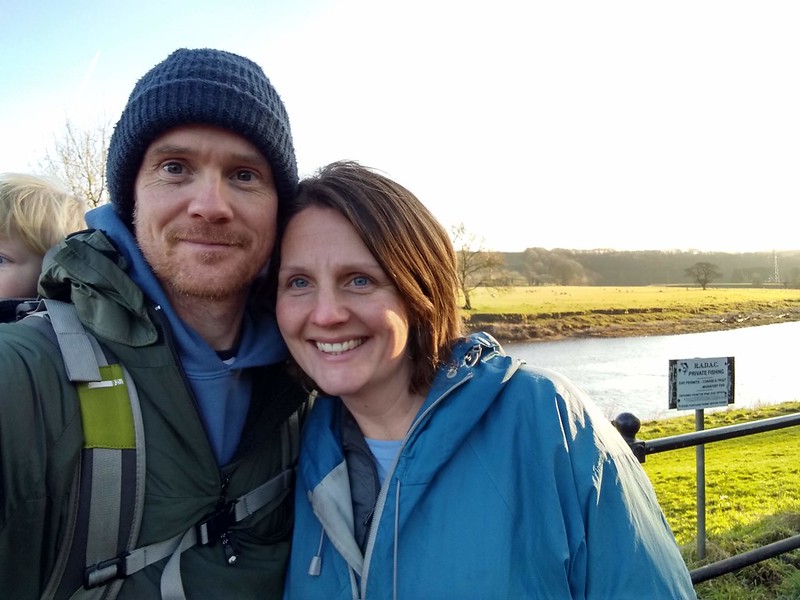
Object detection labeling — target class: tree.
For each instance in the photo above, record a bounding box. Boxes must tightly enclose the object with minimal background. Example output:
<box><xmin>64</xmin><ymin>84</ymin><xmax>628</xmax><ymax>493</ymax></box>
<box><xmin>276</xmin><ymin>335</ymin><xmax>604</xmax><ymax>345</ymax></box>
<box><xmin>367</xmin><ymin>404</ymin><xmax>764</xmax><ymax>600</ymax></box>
<box><xmin>684</xmin><ymin>261</ymin><xmax>722</xmax><ymax>290</ymax></box>
<box><xmin>547</xmin><ymin>251</ymin><xmax>590</xmax><ymax>286</ymax></box>
<box><xmin>521</xmin><ymin>247</ymin><xmax>591</xmax><ymax>286</ymax></box>
<box><xmin>450</xmin><ymin>223</ymin><xmax>504</xmax><ymax>309</ymax></box>
<box><xmin>521</xmin><ymin>248</ymin><xmax>550</xmax><ymax>285</ymax></box>
<box><xmin>40</xmin><ymin>118</ymin><xmax>111</xmax><ymax>208</ymax></box>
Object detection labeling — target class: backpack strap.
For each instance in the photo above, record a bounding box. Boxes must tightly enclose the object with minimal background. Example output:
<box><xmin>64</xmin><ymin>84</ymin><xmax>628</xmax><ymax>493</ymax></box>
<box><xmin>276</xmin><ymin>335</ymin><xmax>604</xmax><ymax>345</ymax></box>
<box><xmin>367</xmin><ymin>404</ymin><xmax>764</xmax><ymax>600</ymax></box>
<box><xmin>24</xmin><ymin>300</ymin><xmax>146</xmax><ymax>600</ymax></box>
<box><xmin>24</xmin><ymin>300</ymin><xmax>305</xmax><ymax>600</ymax></box>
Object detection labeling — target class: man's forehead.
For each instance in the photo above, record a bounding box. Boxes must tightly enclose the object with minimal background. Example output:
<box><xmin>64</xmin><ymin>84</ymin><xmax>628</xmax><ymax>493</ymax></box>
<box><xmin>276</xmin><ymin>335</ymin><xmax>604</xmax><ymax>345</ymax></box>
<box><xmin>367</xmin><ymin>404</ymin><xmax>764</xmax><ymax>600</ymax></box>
<box><xmin>144</xmin><ymin>124</ymin><xmax>269</xmax><ymax>165</ymax></box>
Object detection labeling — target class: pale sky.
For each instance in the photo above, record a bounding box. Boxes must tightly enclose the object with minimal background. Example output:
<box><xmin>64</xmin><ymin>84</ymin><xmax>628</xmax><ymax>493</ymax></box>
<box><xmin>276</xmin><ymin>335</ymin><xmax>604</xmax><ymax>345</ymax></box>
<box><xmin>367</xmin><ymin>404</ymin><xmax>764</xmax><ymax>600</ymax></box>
<box><xmin>1</xmin><ymin>0</ymin><xmax>798</xmax><ymax>253</ymax></box>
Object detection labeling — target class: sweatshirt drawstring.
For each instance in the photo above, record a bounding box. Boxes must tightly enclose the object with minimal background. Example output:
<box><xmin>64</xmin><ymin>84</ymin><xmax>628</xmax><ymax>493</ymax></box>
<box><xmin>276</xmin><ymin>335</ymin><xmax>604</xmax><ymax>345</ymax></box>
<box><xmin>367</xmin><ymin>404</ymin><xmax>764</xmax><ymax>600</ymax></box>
<box><xmin>309</xmin><ymin>526</ymin><xmax>325</xmax><ymax>576</ymax></box>
<box><xmin>393</xmin><ymin>480</ymin><xmax>401</xmax><ymax>600</ymax></box>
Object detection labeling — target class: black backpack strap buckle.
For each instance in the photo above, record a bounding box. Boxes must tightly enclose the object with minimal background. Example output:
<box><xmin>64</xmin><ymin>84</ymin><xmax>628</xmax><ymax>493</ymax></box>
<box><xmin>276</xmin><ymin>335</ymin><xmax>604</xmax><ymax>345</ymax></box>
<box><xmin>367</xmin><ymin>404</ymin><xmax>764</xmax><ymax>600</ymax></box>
<box><xmin>196</xmin><ymin>500</ymin><xmax>238</xmax><ymax>546</ymax></box>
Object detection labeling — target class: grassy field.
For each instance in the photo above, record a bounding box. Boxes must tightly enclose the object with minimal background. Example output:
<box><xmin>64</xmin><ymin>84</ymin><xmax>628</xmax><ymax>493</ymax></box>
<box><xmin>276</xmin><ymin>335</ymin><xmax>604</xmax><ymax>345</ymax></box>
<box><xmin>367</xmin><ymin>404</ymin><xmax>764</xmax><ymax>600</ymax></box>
<box><xmin>462</xmin><ymin>285</ymin><xmax>800</xmax><ymax>314</ymax></box>
<box><xmin>460</xmin><ymin>285</ymin><xmax>800</xmax><ymax>342</ymax></box>
<box><xmin>640</xmin><ymin>402</ymin><xmax>800</xmax><ymax>599</ymax></box>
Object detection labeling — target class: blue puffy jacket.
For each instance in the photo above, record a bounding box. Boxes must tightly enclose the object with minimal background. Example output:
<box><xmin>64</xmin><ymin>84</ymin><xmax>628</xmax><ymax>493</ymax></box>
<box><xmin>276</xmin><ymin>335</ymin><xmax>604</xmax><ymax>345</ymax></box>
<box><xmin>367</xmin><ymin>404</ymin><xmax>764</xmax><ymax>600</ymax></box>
<box><xmin>285</xmin><ymin>333</ymin><xmax>696</xmax><ymax>599</ymax></box>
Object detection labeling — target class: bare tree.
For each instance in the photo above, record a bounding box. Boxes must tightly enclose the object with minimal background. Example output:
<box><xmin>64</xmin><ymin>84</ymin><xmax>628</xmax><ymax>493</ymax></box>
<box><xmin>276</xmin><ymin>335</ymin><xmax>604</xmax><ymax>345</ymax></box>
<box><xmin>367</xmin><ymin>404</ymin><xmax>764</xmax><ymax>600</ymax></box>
<box><xmin>684</xmin><ymin>261</ymin><xmax>722</xmax><ymax>290</ymax></box>
<box><xmin>40</xmin><ymin>118</ymin><xmax>111</xmax><ymax>208</ymax></box>
<box><xmin>450</xmin><ymin>223</ymin><xmax>504</xmax><ymax>309</ymax></box>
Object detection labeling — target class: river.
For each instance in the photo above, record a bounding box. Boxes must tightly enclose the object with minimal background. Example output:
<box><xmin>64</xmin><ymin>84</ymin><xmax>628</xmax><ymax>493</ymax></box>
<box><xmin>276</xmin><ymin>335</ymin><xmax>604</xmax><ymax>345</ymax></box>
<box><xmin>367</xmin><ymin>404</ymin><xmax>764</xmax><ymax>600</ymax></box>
<box><xmin>506</xmin><ymin>320</ymin><xmax>800</xmax><ymax>421</ymax></box>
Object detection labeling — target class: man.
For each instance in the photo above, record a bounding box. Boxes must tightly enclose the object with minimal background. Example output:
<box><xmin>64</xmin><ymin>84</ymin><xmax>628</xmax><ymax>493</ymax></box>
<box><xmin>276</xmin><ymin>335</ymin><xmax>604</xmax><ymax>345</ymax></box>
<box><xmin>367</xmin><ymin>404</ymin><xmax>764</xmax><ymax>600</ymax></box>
<box><xmin>0</xmin><ymin>48</ymin><xmax>305</xmax><ymax>599</ymax></box>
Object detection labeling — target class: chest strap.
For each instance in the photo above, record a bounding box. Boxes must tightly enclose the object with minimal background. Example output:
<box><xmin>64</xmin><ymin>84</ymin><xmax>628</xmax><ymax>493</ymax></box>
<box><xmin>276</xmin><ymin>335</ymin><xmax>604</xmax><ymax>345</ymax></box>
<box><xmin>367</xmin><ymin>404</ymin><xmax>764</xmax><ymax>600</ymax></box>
<box><xmin>88</xmin><ymin>415</ymin><xmax>298</xmax><ymax>600</ymax></box>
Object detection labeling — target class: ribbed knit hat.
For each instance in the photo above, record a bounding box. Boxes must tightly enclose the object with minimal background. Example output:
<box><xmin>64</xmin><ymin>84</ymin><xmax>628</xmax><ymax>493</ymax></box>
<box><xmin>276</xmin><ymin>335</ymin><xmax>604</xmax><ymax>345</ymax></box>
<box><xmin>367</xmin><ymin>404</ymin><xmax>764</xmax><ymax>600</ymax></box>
<box><xmin>107</xmin><ymin>48</ymin><xmax>297</xmax><ymax>226</ymax></box>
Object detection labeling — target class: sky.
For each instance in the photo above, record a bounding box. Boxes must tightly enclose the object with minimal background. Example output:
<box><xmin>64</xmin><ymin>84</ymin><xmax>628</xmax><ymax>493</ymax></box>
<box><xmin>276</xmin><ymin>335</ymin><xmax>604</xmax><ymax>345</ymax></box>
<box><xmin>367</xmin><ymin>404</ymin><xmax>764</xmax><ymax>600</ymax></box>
<box><xmin>1</xmin><ymin>0</ymin><xmax>798</xmax><ymax>253</ymax></box>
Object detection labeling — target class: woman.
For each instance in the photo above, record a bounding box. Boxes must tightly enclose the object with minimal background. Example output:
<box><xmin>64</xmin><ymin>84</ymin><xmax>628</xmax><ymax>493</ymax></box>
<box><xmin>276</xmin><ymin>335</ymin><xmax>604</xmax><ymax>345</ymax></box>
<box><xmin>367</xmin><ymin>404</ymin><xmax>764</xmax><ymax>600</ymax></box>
<box><xmin>273</xmin><ymin>161</ymin><xmax>696</xmax><ymax>599</ymax></box>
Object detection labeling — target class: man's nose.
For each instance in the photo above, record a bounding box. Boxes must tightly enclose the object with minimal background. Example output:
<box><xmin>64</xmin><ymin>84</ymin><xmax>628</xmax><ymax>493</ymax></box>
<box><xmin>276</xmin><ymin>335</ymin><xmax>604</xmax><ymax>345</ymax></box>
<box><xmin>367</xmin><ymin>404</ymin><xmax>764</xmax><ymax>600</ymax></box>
<box><xmin>188</xmin><ymin>174</ymin><xmax>234</xmax><ymax>222</ymax></box>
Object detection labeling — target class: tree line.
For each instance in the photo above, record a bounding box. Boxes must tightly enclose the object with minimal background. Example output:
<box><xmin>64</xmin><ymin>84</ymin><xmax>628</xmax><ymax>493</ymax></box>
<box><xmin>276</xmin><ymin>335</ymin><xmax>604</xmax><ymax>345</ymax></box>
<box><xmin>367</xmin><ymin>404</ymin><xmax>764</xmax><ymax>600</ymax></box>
<box><xmin>451</xmin><ymin>235</ymin><xmax>800</xmax><ymax>300</ymax></box>
<box><xmin>488</xmin><ymin>247</ymin><xmax>800</xmax><ymax>288</ymax></box>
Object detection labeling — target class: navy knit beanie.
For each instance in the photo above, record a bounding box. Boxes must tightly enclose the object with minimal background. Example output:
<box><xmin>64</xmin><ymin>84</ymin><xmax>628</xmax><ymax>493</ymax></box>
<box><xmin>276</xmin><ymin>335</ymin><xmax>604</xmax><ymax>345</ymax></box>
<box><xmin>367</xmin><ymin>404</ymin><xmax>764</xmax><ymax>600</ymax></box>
<box><xmin>107</xmin><ymin>48</ymin><xmax>297</xmax><ymax>226</ymax></box>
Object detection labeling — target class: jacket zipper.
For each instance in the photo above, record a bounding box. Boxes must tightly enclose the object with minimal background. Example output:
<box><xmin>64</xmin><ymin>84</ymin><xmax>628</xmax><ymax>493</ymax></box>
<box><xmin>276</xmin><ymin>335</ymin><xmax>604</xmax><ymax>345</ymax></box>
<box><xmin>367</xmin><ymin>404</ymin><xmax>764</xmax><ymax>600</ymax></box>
<box><xmin>152</xmin><ymin>304</ymin><xmax>239</xmax><ymax>567</ymax></box>
<box><xmin>218</xmin><ymin>475</ymin><xmax>241</xmax><ymax>565</ymax></box>
<box><xmin>358</xmin><ymin>372</ymin><xmax>474</xmax><ymax>598</ymax></box>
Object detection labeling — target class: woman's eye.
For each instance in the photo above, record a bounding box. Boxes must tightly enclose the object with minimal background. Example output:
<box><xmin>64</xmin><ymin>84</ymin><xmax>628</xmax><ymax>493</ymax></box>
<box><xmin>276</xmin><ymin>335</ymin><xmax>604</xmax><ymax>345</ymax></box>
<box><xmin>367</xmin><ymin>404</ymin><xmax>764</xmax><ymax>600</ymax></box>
<box><xmin>352</xmin><ymin>276</ymin><xmax>370</xmax><ymax>287</ymax></box>
<box><xmin>289</xmin><ymin>277</ymin><xmax>309</xmax><ymax>289</ymax></box>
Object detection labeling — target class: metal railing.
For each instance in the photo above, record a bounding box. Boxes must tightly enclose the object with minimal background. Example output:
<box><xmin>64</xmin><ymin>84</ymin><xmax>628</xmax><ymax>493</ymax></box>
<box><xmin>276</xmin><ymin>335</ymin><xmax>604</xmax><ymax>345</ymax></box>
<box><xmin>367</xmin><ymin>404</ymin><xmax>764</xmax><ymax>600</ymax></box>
<box><xmin>613</xmin><ymin>411</ymin><xmax>800</xmax><ymax>584</ymax></box>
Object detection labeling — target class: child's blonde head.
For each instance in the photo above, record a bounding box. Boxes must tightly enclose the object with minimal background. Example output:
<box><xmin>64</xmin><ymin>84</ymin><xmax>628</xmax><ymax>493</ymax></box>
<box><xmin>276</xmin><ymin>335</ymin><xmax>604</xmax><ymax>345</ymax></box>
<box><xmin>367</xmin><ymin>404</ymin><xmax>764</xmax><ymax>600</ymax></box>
<box><xmin>0</xmin><ymin>173</ymin><xmax>86</xmax><ymax>255</ymax></box>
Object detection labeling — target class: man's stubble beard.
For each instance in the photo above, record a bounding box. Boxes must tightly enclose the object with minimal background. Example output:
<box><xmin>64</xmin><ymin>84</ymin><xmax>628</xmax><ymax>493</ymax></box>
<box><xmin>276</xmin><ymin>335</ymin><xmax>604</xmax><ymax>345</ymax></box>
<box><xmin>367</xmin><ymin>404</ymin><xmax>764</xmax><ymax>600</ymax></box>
<box><xmin>156</xmin><ymin>259</ymin><xmax>256</xmax><ymax>301</ymax></box>
<box><xmin>136</xmin><ymin>220</ymin><xmax>266</xmax><ymax>301</ymax></box>
<box><xmin>143</xmin><ymin>239</ymin><xmax>265</xmax><ymax>302</ymax></box>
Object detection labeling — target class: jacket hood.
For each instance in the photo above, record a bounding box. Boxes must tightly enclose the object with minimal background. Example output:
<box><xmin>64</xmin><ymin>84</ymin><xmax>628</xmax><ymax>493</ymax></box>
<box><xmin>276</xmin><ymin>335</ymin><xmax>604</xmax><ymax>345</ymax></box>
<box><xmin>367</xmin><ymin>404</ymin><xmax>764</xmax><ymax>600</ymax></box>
<box><xmin>38</xmin><ymin>227</ymin><xmax>157</xmax><ymax>346</ymax></box>
<box><xmin>300</xmin><ymin>332</ymin><xmax>522</xmax><ymax>496</ymax></box>
<box><xmin>397</xmin><ymin>332</ymin><xmax>522</xmax><ymax>481</ymax></box>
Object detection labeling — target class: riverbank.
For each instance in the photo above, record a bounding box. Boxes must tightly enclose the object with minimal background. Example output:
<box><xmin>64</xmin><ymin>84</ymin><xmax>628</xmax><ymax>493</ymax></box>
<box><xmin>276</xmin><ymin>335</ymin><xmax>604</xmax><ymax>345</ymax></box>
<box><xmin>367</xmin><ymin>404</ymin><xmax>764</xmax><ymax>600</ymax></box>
<box><xmin>465</xmin><ymin>302</ymin><xmax>800</xmax><ymax>343</ymax></box>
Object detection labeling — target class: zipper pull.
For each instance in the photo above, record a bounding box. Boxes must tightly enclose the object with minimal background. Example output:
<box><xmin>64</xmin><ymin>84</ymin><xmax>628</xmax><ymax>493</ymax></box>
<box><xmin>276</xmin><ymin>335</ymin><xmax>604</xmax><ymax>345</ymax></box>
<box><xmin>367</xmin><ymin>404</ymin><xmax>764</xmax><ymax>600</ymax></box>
<box><xmin>220</xmin><ymin>474</ymin><xmax>231</xmax><ymax>499</ymax></box>
<box><xmin>309</xmin><ymin>527</ymin><xmax>325</xmax><ymax>576</ymax></box>
<box><xmin>220</xmin><ymin>531</ymin><xmax>240</xmax><ymax>565</ymax></box>
<box><xmin>308</xmin><ymin>555</ymin><xmax>322</xmax><ymax>576</ymax></box>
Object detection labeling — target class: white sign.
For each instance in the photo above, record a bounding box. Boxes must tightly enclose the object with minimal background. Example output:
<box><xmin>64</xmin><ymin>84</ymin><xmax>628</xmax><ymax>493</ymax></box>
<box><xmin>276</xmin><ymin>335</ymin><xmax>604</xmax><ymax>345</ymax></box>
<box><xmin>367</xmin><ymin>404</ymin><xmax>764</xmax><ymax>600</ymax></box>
<box><xmin>669</xmin><ymin>357</ymin><xmax>735</xmax><ymax>410</ymax></box>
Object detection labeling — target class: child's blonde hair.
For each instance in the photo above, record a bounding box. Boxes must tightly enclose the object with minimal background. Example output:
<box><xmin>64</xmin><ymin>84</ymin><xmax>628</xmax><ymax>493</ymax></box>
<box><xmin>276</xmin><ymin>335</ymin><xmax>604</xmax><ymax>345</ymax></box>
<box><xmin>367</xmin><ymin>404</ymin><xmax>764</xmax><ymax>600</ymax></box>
<box><xmin>0</xmin><ymin>173</ymin><xmax>87</xmax><ymax>255</ymax></box>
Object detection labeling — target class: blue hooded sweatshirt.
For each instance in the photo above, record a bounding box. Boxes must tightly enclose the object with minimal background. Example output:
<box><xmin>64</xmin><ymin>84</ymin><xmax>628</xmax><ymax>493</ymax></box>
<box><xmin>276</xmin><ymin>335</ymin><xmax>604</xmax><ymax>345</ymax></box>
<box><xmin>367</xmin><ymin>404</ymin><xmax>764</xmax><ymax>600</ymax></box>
<box><xmin>86</xmin><ymin>204</ymin><xmax>286</xmax><ymax>464</ymax></box>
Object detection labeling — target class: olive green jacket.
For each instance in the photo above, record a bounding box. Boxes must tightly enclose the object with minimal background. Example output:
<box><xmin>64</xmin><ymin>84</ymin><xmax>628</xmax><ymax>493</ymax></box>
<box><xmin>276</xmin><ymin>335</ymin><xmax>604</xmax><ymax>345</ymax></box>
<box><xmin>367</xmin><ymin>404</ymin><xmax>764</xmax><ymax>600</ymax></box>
<box><xmin>0</xmin><ymin>230</ymin><xmax>304</xmax><ymax>599</ymax></box>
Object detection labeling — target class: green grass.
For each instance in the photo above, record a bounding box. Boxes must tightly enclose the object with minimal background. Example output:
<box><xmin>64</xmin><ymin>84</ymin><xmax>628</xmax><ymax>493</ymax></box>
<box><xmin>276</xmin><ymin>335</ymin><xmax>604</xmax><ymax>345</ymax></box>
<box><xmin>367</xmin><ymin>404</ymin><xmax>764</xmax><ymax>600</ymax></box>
<box><xmin>462</xmin><ymin>285</ymin><xmax>800</xmax><ymax>315</ymax></box>
<box><xmin>469</xmin><ymin>286</ymin><xmax>800</xmax><ymax>315</ymax></box>
<box><xmin>638</xmin><ymin>402</ymin><xmax>800</xmax><ymax>599</ymax></box>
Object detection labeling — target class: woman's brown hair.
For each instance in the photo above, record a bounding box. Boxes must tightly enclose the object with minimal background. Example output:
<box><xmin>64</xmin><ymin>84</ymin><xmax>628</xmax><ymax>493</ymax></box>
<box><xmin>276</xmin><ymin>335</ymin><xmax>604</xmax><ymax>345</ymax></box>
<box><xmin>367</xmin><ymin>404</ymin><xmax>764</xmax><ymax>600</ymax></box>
<box><xmin>270</xmin><ymin>161</ymin><xmax>463</xmax><ymax>394</ymax></box>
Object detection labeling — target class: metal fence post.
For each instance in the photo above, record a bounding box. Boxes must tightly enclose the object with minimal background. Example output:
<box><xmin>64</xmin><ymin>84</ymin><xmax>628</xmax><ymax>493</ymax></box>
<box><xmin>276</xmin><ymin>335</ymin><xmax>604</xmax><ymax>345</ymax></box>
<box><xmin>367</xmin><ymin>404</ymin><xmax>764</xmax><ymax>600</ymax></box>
<box><xmin>695</xmin><ymin>409</ymin><xmax>706</xmax><ymax>560</ymax></box>
<box><xmin>612</xmin><ymin>412</ymin><xmax>646</xmax><ymax>463</ymax></box>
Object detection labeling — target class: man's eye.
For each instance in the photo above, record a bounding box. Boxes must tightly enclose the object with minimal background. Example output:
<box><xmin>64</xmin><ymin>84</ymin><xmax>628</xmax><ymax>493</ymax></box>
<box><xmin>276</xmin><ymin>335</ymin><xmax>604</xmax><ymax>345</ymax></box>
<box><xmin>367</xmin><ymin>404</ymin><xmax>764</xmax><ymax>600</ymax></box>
<box><xmin>163</xmin><ymin>162</ymin><xmax>183</xmax><ymax>175</ymax></box>
<box><xmin>235</xmin><ymin>170</ymin><xmax>255</xmax><ymax>182</ymax></box>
